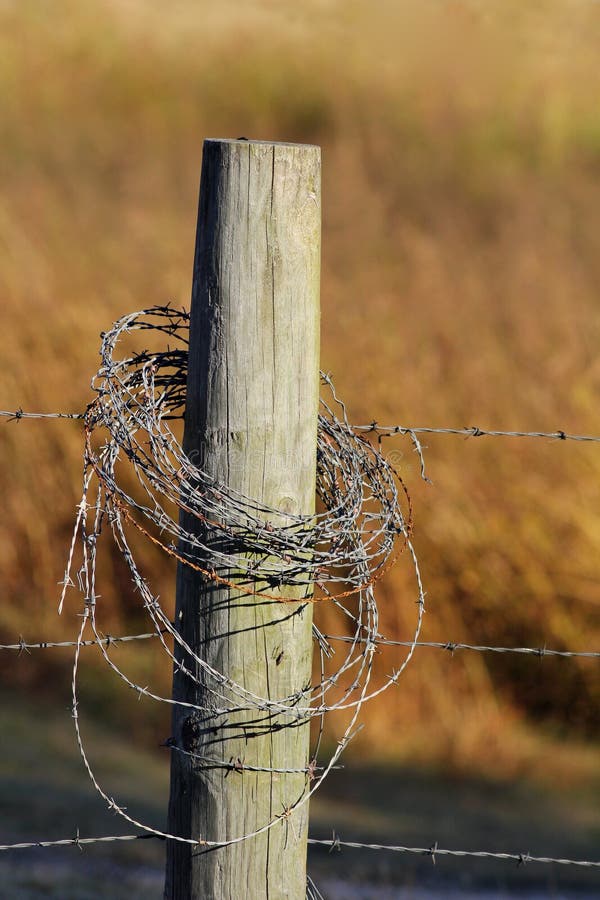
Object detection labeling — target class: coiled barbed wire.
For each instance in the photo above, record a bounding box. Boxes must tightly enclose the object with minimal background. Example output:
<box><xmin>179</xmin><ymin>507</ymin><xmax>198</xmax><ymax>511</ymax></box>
<box><xmin>59</xmin><ymin>306</ymin><xmax>425</xmax><ymax>849</ymax></box>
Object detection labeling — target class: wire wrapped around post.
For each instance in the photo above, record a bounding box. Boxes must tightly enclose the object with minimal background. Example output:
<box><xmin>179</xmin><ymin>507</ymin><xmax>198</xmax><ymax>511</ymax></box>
<box><xmin>60</xmin><ymin>304</ymin><xmax>425</xmax><ymax>877</ymax></box>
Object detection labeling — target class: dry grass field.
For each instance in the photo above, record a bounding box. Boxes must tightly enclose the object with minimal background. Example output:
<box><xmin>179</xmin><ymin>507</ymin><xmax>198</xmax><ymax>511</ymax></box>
<box><xmin>1</xmin><ymin>0</ymin><xmax>600</xmax><ymax>791</ymax></box>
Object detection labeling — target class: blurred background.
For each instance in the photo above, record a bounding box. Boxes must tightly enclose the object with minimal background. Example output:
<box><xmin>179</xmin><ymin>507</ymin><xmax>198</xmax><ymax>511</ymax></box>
<box><xmin>1</xmin><ymin>0</ymin><xmax>599</xmax><ymax>895</ymax></box>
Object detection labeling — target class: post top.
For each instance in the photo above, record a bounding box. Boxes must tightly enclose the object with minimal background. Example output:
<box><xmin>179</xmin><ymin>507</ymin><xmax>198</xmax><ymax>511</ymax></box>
<box><xmin>204</xmin><ymin>138</ymin><xmax>321</xmax><ymax>150</ymax></box>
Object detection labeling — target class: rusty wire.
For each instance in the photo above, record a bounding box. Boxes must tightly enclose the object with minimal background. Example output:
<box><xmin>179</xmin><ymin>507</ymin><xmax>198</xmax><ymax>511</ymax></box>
<box><xmin>51</xmin><ymin>306</ymin><xmax>425</xmax><ymax>850</ymax></box>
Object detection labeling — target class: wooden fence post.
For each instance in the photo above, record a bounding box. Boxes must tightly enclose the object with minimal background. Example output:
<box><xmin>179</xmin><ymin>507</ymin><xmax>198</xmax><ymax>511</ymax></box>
<box><xmin>164</xmin><ymin>139</ymin><xmax>321</xmax><ymax>899</ymax></box>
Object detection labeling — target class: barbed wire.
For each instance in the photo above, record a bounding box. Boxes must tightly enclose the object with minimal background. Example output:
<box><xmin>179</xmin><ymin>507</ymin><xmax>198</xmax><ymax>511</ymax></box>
<box><xmin>4</xmin><ymin>405</ymin><xmax>600</xmax><ymax>447</ymax></box>
<box><xmin>0</xmin><ymin>409</ymin><xmax>84</xmax><ymax>422</ymax></box>
<box><xmin>0</xmin><ymin>833</ymin><xmax>158</xmax><ymax>852</ymax></box>
<box><xmin>1</xmin><ymin>631</ymin><xmax>598</xmax><ymax>659</ymax></box>
<box><xmin>51</xmin><ymin>305</ymin><xmax>426</xmax><ymax>851</ymax></box>
<box><xmin>308</xmin><ymin>835</ymin><xmax>600</xmax><ymax>869</ymax></box>
<box><xmin>354</xmin><ymin>422</ymin><xmax>600</xmax><ymax>444</ymax></box>
<box><xmin>2</xmin><ymin>304</ymin><xmax>598</xmax><ymax>878</ymax></box>
<box><xmin>2</xmin><ymin>830</ymin><xmax>599</xmax><ymax>871</ymax></box>
<box><xmin>320</xmin><ymin>635</ymin><xmax>600</xmax><ymax>660</ymax></box>
<box><xmin>0</xmin><ymin>631</ymin><xmax>164</xmax><ymax>652</ymax></box>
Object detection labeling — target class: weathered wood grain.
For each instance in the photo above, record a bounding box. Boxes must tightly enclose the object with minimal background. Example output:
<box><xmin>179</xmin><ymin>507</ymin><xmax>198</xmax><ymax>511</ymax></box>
<box><xmin>164</xmin><ymin>139</ymin><xmax>321</xmax><ymax>899</ymax></box>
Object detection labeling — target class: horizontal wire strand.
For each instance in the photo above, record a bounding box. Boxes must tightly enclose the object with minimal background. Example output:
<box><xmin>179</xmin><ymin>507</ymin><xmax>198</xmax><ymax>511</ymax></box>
<box><xmin>1</xmin><ymin>632</ymin><xmax>598</xmax><ymax>659</ymax></box>
<box><xmin>4</xmin><ymin>407</ymin><xmax>600</xmax><ymax>446</ymax></box>
<box><xmin>307</xmin><ymin>835</ymin><xmax>600</xmax><ymax>868</ymax></box>
<box><xmin>2</xmin><ymin>832</ymin><xmax>599</xmax><ymax>869</ymax></box>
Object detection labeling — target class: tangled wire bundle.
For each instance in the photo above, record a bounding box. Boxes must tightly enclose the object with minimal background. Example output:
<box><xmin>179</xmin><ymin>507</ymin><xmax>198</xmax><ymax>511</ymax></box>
<box><xmin>61</xmin><ymin>306</ymin><xmax>426</xmax><ymax>847</ymax></box>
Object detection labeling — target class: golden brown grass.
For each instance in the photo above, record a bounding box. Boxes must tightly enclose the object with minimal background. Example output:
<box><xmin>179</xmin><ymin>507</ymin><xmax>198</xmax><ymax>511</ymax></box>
<box><xmin>1</xmin><ymin>0</ymin><xmax>600</xmax><ymax>782</ymax></box>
